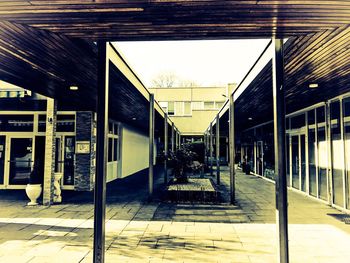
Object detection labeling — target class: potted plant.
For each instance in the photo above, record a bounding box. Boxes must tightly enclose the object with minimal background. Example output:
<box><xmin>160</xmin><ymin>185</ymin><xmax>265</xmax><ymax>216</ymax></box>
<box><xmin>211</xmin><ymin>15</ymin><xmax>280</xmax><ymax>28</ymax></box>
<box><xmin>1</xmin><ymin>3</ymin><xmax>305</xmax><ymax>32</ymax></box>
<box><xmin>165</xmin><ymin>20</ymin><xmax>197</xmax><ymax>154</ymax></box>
<box><xmin>168</xmin><ymin>144</ymin><xmax>198</xmax><ymax>183</ymax></box>
<box><xmin>25</xmin><ymin>164</ymin><xmax>43</xmax><ymax>206</ymax></box>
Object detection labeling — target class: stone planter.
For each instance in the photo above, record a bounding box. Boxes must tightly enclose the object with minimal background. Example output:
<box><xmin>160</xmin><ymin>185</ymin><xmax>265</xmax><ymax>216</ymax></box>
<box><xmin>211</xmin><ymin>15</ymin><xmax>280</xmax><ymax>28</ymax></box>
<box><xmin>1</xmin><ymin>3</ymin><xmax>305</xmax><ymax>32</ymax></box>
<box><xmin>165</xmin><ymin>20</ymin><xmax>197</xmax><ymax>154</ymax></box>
<box><xmin>25</xmin><ymin>184</ymin><xmax>42</xmax><ymax>206</ymax></box>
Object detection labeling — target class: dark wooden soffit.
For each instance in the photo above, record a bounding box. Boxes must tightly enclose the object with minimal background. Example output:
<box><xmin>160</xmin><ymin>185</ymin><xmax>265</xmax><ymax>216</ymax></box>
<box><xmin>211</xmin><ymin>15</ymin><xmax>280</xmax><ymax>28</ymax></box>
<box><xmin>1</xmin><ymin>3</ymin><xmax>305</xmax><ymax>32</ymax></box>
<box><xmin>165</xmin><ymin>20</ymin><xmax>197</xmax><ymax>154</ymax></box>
<box><xmin>0</xmin><ymin>20</ymin><xmax>164</xmax><ymax>134</ymax></box>
<box><xmin>0</xmin><ymin>1</ymin><xmax>350</xmax><ymax>40</ymax></box>
<box><xmin>235</xmin><ymin>25</ymin><xmax>350</xmax><ymax>131</ymax></box>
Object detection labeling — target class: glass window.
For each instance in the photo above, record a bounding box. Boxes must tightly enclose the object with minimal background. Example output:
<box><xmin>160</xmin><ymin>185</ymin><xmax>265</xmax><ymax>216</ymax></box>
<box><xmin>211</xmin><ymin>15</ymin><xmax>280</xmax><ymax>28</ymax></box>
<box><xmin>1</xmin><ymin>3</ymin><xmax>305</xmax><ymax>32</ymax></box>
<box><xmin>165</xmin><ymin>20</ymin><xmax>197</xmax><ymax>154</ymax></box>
<box><xmin>108</xmin><ymin>138</ymin><xmax>113</xmax><ymax>162</ymax></box>
<box><xmin>113</xmin><ymin>138</ymin><xmax>119</xmax><ymax>161</ymax></box>
<box><xmin>184</xmin><ymin>102</ymin><xmax>191</xmax><ymax>115</ymax></box>
<box><xmin>175</xmin><ymin>102</ymin><xmax>184</xmax><ymax>116</ymax></box>
<box><xmin>343</xmin><ymin>97</ymin><xmax>350</xmax><ymax>209</ymax></box>
<box><xmin>9</xmin><ymin>138</ymin><xmax>33</xmax><ymax>185</ymax></box>
<box><xmin>291</xmin><ymin>114</ymin><xmax>305</xmax><ymax>129</ymax></box>
<box><xmin>204</xmin><ymin>101</ymin><xmax>215</xmax><ymax>109</ymax></box>
<box><xmin>168</xmin><ymin>102</ymin><xmax>175</xmax><ymax>115</ymax></box>
<box><xmin>113</xmin><ymin>123</ymin><xmax>119</xmax><ymax>135</ymax></box>
<box><xmin>215</xmin><ymin>101</ymin><xmax>224</xmax><ymax>109</ymax></box>
<box><xmin>317</xmin><ymin>106</ymin><xmax>327</xmax><ymax>200</ymax></box>
<box><xmin>308</xmin><ymin>109</ymin><xmax>315</xmax><ymax>125</ymax></box>
<box><xmin>0</xmin><ymin>114</ymin><xmax>34</xmax><ymax>132</ymax></box>
<box><xmin>63</xmin><ymin>136</ymin><xmax>75</xmax><ymax>185</ymax></box>
<box><xmin>57</xmin><ymin>114</ymin><xmax>75</xmax><ymax>132</ymax></box>
<box><xmin>330</xmin><ymin>100</ymin><xmax>344</xmax><ymax>206</ymax></box>
<box><xmin>55</xmin><ymin>137</ymin><xmax>63</xmax><ymax>173</ymax></box>
<box><xmin>38</xmin><ymin>114</ymin><xmax>46</xmax><ymax>132</ymax></box>
<box><xmin>308</xmin><ymin>127</ymin><xmax>317</xmax><ymax>196</ymax></box>
<box><xmin>192</xmin><ymin>102</ymin><xmax>203</xmax><ymax>110</ymax></box>
<box><xmin>108</xmin><ymin>122</ymin><xmax>113</xmax><ymax>135</ymax></box>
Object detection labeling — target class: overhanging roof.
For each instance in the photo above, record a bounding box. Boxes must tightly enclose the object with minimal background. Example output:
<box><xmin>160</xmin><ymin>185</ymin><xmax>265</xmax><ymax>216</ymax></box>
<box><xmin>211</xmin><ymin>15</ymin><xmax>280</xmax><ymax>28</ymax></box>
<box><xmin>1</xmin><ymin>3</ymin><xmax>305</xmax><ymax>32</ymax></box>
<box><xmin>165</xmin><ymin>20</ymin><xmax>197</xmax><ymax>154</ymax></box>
<box><xmin>0</xmin><ymin>1</ymin><xmax>350</xmax><ymax>136</ymax></box>
<box><xmin>0</xmin><ymin>21</ymin><xmax>171</xmax><ymax>134</ymax></box>
<box><xmin>209</xmin><ymin>25</ymin><xmax>350</xmax><ymax>134</ymax></box>
<box><xmin>1</xmin><ymin>1</ymin><xmax>350</xmax><ymax>40</ymax></box>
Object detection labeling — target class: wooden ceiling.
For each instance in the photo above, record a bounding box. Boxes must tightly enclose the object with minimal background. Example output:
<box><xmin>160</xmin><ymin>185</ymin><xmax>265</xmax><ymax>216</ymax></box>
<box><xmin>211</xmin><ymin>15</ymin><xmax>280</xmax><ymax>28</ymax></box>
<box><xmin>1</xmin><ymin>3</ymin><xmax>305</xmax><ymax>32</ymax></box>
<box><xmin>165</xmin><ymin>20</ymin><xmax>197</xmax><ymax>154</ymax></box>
<box><xmin>0</xmin><ymin>20</ymin><xmax>166</xmax><ymax>134</ymax></box>
<box><xmin>0</xmin><ymin>1</ymin><xmax>350</xmax><ymax>40</ymax></box>
<box><xmin>233</xmin><ymin>25</ymin><xmax>350</xmax><ymax>131</ymax></box>
<box><xmin>0</xmin><ymin>1</ymin><xmax>350</xmax><ymax>135</ymax></box>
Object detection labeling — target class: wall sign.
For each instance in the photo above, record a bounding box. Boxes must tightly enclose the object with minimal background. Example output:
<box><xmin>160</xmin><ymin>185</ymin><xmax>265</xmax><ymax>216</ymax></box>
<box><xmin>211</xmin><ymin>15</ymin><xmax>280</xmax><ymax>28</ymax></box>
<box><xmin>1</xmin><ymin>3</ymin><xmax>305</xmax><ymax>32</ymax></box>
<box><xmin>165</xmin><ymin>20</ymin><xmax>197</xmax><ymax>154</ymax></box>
<box><xmin>76</xmin><ymin>141</ymin><xmax>90</xmax><ymax>154</ymax></box>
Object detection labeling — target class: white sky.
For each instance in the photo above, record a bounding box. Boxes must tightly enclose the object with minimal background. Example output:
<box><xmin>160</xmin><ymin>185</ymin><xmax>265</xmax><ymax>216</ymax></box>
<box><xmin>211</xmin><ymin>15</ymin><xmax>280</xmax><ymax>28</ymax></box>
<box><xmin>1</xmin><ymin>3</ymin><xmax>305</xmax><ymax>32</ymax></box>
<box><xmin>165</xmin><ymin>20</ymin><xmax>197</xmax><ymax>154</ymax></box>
<box><xmin>113</xmin><ymin>39</ymin><xmax>270</xmax><ymax>88</ymax></box>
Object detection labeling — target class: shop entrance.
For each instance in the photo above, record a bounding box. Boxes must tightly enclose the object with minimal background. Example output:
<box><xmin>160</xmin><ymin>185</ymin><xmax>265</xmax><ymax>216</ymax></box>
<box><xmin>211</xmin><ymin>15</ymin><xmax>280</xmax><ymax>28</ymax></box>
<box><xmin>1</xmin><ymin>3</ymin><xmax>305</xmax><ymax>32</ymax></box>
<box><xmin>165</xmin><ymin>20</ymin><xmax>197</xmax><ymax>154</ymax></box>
<box><xmin>290</xmin><ymin>133</ymin><xmax>307</xmax><ymax>192</ymax></box>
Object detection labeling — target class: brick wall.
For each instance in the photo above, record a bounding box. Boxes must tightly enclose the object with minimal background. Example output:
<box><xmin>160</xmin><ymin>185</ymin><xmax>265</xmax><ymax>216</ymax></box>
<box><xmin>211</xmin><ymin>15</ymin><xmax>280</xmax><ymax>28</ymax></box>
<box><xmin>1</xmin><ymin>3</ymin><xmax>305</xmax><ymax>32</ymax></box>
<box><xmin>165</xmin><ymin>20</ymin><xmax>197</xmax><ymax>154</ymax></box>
<box><xmin>74</xmin><ymin>111</ymin><xmax>96</xmax><ymax>191</ymax></box>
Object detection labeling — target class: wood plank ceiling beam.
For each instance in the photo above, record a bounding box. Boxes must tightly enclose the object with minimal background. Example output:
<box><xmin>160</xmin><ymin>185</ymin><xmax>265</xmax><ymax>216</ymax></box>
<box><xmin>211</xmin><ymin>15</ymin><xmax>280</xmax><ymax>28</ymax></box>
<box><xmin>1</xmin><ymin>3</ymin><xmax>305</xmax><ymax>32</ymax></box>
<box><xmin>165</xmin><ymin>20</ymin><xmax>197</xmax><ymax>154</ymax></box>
<box><xmin>0</xmin><ymin>1</ymin><xmax>349</xmax><ymax>40</ymax></box>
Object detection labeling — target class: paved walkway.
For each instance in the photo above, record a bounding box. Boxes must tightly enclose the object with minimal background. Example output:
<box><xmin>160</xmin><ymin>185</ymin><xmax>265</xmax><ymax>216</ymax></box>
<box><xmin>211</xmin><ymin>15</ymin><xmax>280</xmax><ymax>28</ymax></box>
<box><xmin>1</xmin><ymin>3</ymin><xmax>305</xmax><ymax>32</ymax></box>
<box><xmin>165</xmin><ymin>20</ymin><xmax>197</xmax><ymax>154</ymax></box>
<box><xmin>0</xmin><ymin>167</ymin><xmax>349</xmax><ymax>263</ymax></box>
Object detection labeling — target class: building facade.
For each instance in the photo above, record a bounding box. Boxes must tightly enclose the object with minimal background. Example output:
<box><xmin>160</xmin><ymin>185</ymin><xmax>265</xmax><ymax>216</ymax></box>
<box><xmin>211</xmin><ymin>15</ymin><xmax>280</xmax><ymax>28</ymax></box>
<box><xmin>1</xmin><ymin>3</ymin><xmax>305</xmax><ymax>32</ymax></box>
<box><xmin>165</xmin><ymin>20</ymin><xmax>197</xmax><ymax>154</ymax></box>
<box><xmin>149</xmin><ymin>86</ymin><xmax>228</xmax><ymax>140</ymax></box>
<box><xmin>240</xmin><ymin>92</ymin><xmax>350</xmax><ymax>211</ymax></box>
<box><xmin>0</xmin><ymin>84</ymin><xmax>155</xmax><ymax>192</ymax></box>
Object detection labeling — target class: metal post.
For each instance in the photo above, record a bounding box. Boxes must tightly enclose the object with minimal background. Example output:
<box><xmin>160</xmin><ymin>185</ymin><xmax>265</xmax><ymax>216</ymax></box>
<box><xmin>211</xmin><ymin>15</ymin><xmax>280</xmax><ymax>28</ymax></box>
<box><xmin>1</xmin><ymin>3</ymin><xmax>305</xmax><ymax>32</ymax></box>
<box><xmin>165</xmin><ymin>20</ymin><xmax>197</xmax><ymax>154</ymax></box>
<box><xmin>179</xmin><ymin>133</ymin><xmax>181</xmax><ymax>148</ymax></box>
<box><xmin>149</xmin><ymin>94</ymin><xmax>155</xmax><ymax>197</ymax></box>
<box><xmin>272</xmin><ymin>37</ymin><xmax>289</xmax><ymax>263</ymax></box>
<box><xmin>164</xmin><ymin>114</ymin><xmax>168</xmax><ymax>184</ymax></box>
<box><xmin>93</xmin><ymin>41</ymin><xmax>109</xmax><ymax>263</ymax></box>
<box><xmin>229</xmin><ymin>93</ymin><xmax>235</xmax><ymax>204</ymax></box>
<box><xmin>176</xmin><ymin>130</ymin><xmax>179</xmax><ymax>149</ymax></box>
<box><xmin>209</xmin><ymin>122</ymin><xmax>213</xmax><ymax>176</ymax></box>
<box><xmin>171</xmin><ymin>123</ymin><xmax>175</xmax><ymax>152</ymax></box>
<box><xmin>216</xmin><ymin>114</ymin><xmax>220</xmax><ymax>184</ymax></box>
<box><xmin>204</xmin><ymin>132</ymin><xmax>206</xmax><ymax>164</ymax></box>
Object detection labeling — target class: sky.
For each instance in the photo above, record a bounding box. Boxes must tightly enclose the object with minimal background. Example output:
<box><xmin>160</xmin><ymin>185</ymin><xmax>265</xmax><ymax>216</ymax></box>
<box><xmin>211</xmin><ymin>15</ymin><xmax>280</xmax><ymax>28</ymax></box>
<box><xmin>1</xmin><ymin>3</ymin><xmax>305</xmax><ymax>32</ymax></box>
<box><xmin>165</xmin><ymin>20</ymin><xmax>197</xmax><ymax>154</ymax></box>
<box><xmin>113</xmin><ymin>39</ymin><xmax>270</xmax><ymax>88</ymax></box>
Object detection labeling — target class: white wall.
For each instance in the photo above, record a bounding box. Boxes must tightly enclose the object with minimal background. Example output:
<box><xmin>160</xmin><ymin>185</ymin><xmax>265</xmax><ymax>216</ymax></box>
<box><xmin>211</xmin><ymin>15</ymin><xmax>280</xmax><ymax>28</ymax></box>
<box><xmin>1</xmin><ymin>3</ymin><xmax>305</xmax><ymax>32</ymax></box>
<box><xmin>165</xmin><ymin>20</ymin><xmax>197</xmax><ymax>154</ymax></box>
<box><xmin>107</xmin><ymin>161</ymin><xmax>118</xmax><ymax>183</ymax></box>
<box><xmin>120</xmin><ymin>125</ymin><xmax>156</xmax><ymax>178</ymax></box>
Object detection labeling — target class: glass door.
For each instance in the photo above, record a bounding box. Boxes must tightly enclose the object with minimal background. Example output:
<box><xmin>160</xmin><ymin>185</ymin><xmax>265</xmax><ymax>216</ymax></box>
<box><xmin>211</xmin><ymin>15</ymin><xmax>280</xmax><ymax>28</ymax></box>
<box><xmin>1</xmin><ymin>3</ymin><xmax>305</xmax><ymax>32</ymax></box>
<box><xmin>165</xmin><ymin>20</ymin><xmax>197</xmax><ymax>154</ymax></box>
<box><xmin>8</xmin><ymin>137</ymin><xmax>33</xmax><ymax>185</ymax></box>
<box><xmin>290</xmin><ymin>134</ymin><xmax>306</xmax><ymax>191</ymax></box>
<box><xmin>63</xmin><ymin>136</ymin><xmax>75</xmax><ymax>186</ymax></box>
<box><xmin>291</xmin><ymin>135</ymin><xmax>299</xmax><ymax>189</ymax></box>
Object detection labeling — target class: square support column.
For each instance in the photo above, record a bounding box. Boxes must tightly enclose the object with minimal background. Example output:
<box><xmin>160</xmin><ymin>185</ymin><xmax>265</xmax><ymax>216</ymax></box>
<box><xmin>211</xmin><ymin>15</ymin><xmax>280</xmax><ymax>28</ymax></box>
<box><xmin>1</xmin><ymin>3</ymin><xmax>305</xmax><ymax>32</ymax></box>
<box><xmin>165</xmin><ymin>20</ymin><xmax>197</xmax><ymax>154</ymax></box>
<box><xmin>204</xmin><ymin>132</ymin><xmax>207</xmax><ymax>165</ymax></box>
<box><xmin>229</xmin><ymin>94</ymin><xmax>235</xmax><ymax>204</ymax></box>
<box><xmin>171</xmin><ymin>123</ymin><xmax>175</xmax><ymax>152</ymax></box>
<box><xmin>209</xmin><ymin>122</ymin><xmax>213</xmax><ymax>176</ymax></box>
<box><xmin>93</xmin><ymin>41</ymin><xmax>109</xmax><ymax>263</ymax></box>
<box><xmin>164</xmin><ymin>114</ymin><xmax>168</xmax><ymax>184</ymax></box>
<box><xmin>175</xmin><ymin>129</ymin><xmax>179</xmax><ymax>149</ymax></box>
<box><xmin>216</xmin><ymin>114</ymin><xmax>220</xmax><ymax>185</ymax></box>
<box><xmin>149</xmin><ymin>94</ymin><xmax>155</xmax><ymax>197</ymax></box>
<box><xmin>43</xmin><ymin>97</ymin><xmax>57</xmax><ymax>206</ymax></box>
<box><xmin>272</xmin><ymin>37</ymin><xmax>289</xmax><ymax>263</ymax></box>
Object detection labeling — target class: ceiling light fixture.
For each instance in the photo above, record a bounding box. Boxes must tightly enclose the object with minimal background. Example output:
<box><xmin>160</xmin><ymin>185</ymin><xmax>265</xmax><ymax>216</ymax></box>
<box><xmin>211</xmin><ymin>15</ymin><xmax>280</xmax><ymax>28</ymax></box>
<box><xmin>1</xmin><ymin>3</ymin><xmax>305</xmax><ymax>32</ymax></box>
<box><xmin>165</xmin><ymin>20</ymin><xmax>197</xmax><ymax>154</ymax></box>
<box><xmin>308</xmin><ymin>83</ymin><xmax>318</xmax><ymax>89</ymax></box>
<box><xmin>70</xmin><ymin>85</ymin><xmax>78</xmax><ymax>91</ymax></box>
<box><xmin>248</xmin><ymin>117</ymin><xmax>253</xmax><ymax>121</ymax></box>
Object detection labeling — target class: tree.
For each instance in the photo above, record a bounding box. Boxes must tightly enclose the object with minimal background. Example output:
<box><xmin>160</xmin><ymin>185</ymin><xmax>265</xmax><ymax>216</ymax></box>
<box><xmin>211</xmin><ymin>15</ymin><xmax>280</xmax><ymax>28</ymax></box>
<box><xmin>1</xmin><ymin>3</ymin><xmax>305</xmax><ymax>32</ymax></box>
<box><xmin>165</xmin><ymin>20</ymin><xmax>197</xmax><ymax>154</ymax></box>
<box><xmin>151</xmin><ymin>72</ymin><xmax>176</xmax><ymax>88</ymax></box>
<box><xmin>151</xmin><ymin>72</ymin><xmax>199</xmax><ymax>88</ymax></box>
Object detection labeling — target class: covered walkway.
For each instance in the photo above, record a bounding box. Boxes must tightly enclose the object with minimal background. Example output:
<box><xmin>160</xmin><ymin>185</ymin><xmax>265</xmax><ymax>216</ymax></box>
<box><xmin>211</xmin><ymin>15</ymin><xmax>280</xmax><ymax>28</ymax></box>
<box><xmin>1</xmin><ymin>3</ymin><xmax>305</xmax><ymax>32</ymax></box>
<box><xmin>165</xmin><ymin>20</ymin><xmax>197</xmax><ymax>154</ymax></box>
<box><xmin>0</xmin><ymin>169</ymin><xmax>349</xmax><ymax>263</ymax></box>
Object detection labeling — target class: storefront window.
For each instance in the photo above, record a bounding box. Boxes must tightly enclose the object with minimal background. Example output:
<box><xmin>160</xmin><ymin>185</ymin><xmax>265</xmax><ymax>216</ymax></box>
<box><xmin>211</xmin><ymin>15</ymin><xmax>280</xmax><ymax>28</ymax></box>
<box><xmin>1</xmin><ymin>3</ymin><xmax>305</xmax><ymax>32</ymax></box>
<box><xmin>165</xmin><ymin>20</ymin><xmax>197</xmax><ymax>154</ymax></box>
<box><xmin>57</xmin><ymin>114</ymin><xmax>75</xmax><ymax>132</ymax></box>
<box><xmin>263</xmin><ymin>123</ymin><xmax>274</xmax><ymax>180</ymax></box>
<box><xmin>343</xmin><ymin>97</ymin><xmax>350</xmax><ymax>209</ymax></box>
<box><xmin>63</xmin><ymin>136</ymin><xmax>75</xmax><ymax>185</ymax></box>
<box><xmin>330</xmin><ymin>100</ymin><xmax>344</xmax><ymax>206</ymax></box>
<box><xmin>38</xmin><ymin>114</ymin><xmax>46</xmax><ymax>132</ymax></box>
<box><xmin>317</xmin><ymin>106</ymin><xmax>327</xmax><ymax>200</ymax></box>
<box><xmin>0</xmin><ymin>114</ymin><xmax>33</xmax><ymax>132</ymax></box>
<box><xmin>291</xmin><ymin>114</ymin><xmax>305</xmax><ymax>130</ymax></box>
<box><xmin>308</xmin><ymin>109</ymin><xmax>317</xmax><ymax>196</ymax></box>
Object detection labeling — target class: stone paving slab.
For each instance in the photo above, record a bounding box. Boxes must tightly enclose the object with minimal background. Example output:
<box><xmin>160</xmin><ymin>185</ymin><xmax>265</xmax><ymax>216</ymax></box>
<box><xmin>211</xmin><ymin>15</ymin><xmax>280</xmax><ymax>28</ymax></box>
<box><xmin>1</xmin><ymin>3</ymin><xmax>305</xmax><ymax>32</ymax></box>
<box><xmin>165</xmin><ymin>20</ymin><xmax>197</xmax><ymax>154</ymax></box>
<box><xmin>0</xmin><ymin>168</ymin><xmax>349</xmax><ymax>262</ymax></box>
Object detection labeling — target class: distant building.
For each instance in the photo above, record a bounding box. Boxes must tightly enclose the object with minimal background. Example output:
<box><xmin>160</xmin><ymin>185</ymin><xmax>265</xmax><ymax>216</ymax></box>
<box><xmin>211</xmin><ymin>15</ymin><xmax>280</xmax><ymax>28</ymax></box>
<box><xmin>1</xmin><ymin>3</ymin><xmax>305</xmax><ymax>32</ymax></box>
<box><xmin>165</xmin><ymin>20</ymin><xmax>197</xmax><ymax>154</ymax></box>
<box><xmin>149</xmin><ymin>86</ymin><xmax>229</xmax><ymax>141</ymax></box>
